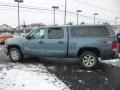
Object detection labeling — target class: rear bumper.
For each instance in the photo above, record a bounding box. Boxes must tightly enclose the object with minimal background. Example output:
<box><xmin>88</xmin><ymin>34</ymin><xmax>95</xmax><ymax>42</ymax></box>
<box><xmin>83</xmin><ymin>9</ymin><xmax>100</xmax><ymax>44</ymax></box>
<box><xmin>101</xmin><ymin>51</ymin><xmax>118</xmax><ymax>60</ymax></box>
<box><xmin>111</xmin><ymin>51</ymin><xmax>118</xmax><ymax>59</ymax></box>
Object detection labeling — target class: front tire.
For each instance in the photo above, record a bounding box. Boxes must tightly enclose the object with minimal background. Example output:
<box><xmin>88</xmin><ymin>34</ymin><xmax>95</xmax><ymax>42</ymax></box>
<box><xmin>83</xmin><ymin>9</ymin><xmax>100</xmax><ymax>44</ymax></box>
<box><xmin>9</xmin><ymin>48</ymin><xmax>23</xmax><ymax>62</ymax></box>
<box><xmin>79</xmin><ymin>51</ymin><xmax>98</xmax><ymax>69</ymax></box>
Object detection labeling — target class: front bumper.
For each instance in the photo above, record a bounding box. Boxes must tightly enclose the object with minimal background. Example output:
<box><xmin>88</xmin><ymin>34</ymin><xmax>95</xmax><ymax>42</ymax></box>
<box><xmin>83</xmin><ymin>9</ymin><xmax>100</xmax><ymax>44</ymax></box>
<box><xmin>4</xmin><ymin>46</ymin><xmax>8</xmax><ymax>55</ymax></box>
<box><xmin>0</xmin><ymin>41</ymin><xmax>5</xmax><ymax>45</ymax></box>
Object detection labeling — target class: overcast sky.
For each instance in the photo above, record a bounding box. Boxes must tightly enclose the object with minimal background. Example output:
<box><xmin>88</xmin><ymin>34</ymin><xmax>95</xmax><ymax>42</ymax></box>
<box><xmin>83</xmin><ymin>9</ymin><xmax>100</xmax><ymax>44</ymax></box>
<box><xmin>0</xmin><ymin>0</ymin><xmax>120</xmax><ymax>27</ymax></box>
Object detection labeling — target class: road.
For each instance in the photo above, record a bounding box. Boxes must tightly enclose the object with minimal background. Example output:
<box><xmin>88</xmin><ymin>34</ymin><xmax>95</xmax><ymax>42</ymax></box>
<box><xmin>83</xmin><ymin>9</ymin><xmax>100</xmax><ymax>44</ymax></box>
<box><xmin>0</xmin><ymin>46</ymin><xmax>120</xmax><ymax>90</ymax></box>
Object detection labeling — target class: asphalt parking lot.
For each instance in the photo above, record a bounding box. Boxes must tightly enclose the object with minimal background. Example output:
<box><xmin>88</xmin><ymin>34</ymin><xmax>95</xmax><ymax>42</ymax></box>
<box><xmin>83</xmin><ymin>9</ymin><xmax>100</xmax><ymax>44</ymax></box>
<box><xmin>0</xmin><ymin>45</ymin><xmax>120</xmax><ymax>90</ymax></box>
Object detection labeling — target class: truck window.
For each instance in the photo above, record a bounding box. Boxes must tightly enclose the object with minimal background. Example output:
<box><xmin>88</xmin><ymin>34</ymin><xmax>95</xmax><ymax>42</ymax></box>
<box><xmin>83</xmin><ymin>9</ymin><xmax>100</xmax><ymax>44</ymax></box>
<box><xmin>71</xmin><ymin>26</ymin><xmax>109</xmax><ymax>37</ymax></box>
<box><xmin>48</xmin><ymin>28</ymin><xmax>64</xmax><ymax>39</ymax></box>
<box><xmin>29</xmin><ymin>28</ymin><xmax>45</xmax><ymax>39</ymax></box>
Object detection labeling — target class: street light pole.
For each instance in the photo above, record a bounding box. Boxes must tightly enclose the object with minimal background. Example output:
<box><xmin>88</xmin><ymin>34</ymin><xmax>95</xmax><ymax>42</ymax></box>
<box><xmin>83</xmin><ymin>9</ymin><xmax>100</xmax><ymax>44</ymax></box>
<box><xmin>18</xmin><ymin>1</ymin><xmax>20</xmax><ymax>36</ymax></box>
<box><xmin>77</xmin><ymin>10</ymin><xmax>82</xmax><ymax>25</ymax></box>
<box><xmin>94</xmin><ymin>13</ymin><xmax>99</xmax><ymax>24</ymax></box>
<box><xmin>64</xmin><ymin>0</ymin><xmax>67</xmax><ymax>25</ymax></box>
<box><xmin>14</xmin><ymin>0</ymin><xmax>23</xmax><ymax>36</ymax></box>
<box><xmin>52</xmin><ymin>6</ymin><xmax>59</xmax><ymax>26</ymax></box>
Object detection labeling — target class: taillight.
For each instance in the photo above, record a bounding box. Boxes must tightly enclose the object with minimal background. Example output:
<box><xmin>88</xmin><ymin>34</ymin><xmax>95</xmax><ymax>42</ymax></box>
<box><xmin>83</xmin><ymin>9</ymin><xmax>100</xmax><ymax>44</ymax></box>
<box><xmin>112</xmin><ymin>40</ymin><xmax>118</xmax><ymax>51</ymax></box>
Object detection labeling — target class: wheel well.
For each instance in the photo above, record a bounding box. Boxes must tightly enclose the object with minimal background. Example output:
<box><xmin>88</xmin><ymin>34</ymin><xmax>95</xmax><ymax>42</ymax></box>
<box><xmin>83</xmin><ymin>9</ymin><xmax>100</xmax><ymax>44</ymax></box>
<box><xmin>77</xmin><ymin>47</ymin><xmax>101</xmax><ymax>58</ymax></box>
<box><xmin>7</xmin><ymin>45</ymin><xmax>21</xmax><ymax>53</ymax></box>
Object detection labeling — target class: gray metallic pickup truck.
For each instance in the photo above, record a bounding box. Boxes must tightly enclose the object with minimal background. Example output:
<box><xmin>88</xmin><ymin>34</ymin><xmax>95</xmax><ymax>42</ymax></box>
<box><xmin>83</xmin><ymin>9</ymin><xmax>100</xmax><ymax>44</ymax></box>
<box><xmin>5</xmin><ymin>25</ymin><xmax>118</xmax><ymax>68</ymax></box>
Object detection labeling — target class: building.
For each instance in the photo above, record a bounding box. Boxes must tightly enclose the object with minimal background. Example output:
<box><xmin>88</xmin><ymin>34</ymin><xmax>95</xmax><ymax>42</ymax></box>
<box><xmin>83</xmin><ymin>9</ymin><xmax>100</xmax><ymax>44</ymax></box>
<box><xmin>0</xmin><ymin>24</ymin><xmax>14</xmax><ymax>34</ymax></box>
<box><xmin>15</xmin><ymin>23</ymin><xmax>45</xmax><ymax>33</ymax></box>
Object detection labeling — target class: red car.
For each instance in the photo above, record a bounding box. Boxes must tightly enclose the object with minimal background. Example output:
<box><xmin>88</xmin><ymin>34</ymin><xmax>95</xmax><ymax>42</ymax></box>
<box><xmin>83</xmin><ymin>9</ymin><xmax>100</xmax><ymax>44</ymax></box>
<box><xmin>0</xmin><ymin>33</ymin><xmax>13</xmax><ymax>45</ymax></box>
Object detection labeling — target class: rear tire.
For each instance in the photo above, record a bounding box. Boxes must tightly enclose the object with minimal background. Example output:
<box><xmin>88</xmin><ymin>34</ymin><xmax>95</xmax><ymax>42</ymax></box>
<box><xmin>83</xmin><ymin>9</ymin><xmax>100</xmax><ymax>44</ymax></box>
<box><xmin>79</xmin><ymin>51</ymin><xmax>98</xmax><ymax>69</ymax></box>
<box><xmin>9</xmin><ymin>48</ymin><xmax>23</xmax><ymax>62</ymax></box>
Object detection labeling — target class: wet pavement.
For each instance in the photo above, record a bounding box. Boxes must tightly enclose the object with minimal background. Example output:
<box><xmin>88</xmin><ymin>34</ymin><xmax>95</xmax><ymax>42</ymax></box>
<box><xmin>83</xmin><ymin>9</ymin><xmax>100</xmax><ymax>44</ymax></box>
<box><xmin>45</xmin><ymin>63</ymin><xmax>120</xmax><ymax>90</ymax></box>
<box><xmin>0</xmin><ymin>46</ymin><xmax>120</xmax><ymax>90</ymax></box>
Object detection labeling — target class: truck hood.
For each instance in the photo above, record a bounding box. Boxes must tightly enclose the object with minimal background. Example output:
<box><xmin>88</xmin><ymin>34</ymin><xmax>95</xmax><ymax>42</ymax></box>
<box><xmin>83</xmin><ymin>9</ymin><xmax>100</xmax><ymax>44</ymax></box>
<box><xmin>6</xmin><ymin>36</ymin><xmax>26</xmax><ymax>45</ymax></box>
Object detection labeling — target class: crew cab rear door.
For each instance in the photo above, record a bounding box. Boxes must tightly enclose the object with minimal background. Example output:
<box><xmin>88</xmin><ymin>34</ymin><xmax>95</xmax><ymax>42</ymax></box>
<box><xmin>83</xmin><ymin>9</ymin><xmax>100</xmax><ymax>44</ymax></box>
<box><xmin>46</xmin><ymin>27</ymin><xmax>67</xmax><ymax>57</ymax></box>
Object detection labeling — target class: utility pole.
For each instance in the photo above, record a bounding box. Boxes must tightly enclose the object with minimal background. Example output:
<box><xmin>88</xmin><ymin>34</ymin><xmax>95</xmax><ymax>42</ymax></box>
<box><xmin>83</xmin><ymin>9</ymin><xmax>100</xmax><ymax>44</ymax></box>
<box><xmin>94</xmin><ymin>13</ymin><xmax>99</xmax><ymax>24</ymax></box>
<box><xmin>64</xmin><ymin>0</ymin><xmax>67</xmax><ymax>25</ymax></box>
<box><xmin>14</xmin><ymin>0</ymin><xmax>23</xmax><ymax>36</ymax></box>
<box><xmin>77</xmin><ymin>10</ymin><xmax>82</xmax><ymax>25</ymax></box>
<box><xmin>115</xmin><ymin>17</ymin><xmax>119</xmax><ymax>30</ymax></box>
<box><xmin>52</xmin><ymin>6</ymin><xmax>59</xmax><ymax>26</ymax></box>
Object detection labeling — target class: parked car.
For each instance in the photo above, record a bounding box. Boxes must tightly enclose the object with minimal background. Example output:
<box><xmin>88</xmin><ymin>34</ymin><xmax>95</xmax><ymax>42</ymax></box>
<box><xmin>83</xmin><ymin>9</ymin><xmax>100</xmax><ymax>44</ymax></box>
<box><xmin>5</xmin><ymin>25</ymin><xmax>118</xmax><ymax>68</ymax></box>
<box><xmin>0</xmin><ymin>33</ymin><xmax>13</xmax><ymax>45</ymax></box>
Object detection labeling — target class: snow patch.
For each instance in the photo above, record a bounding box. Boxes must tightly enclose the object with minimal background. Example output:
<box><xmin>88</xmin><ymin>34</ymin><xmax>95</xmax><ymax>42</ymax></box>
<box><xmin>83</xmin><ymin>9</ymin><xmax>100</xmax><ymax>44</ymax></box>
<box><xmin>76</xmin><ymin>70</ymin><xmax>85</xmax><ymax>73</ymax></box>
<box><xmin>0</xmin><ymin>45</ymin><xmax>4</xmax><ymax>51</ymax></box>
<box><xmin>78</xmin><ymin>80</ymin><xmax>85</xmax><ymax>84</ymax></box>
<box><xmin>101</xmin><ymin>59</ymin><xmax>120</xmax><ymax>67</ymax></box>
<box><xmin>86</xmin><ymin>70</ymin><xmax>92</xmax><ymax>73</ymax></box>
<box><xmin>76</xmin><ymin>70</ymin><xmax>92</xmax><ymax>73</ymax></box>
<box><xmin>47</xmin><ymin>66</ymin><xmax>56</xmax><ymax>71</ymax></box>
<box><xmin>0</xmin><ymin>64</ymin><xmax>70</xmax><ymax>90</ymax></box>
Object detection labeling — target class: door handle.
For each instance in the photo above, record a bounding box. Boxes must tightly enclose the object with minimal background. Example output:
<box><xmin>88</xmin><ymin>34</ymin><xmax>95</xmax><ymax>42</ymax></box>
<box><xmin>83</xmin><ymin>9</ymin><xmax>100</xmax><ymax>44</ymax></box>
<box><xmin>58</xmin><ymin>41</ymin><xmax>64</xmax><ymax>44</ymax></box>
<box><xmin>38</xmin><ymin>41</ymin><xmax>44</xmax><ymax>44</ymax></box>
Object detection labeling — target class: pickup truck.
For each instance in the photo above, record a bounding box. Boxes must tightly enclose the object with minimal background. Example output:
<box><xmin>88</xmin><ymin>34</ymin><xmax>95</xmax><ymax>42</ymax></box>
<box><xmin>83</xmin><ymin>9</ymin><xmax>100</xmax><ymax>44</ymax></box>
<box><xmin>5</xmin><ymin>25</ymin><xmax>118</xmax><ymax>68</ymax></box>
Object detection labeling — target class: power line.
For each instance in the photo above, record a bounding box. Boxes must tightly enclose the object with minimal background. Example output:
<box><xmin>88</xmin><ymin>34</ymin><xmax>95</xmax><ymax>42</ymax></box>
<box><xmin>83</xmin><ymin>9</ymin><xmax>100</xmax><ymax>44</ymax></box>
<box><xmin>74</xmin><ymin>0</ymin><xmax>120</xmax><ymax>15</ymax></box>
<box><xmin>0</xmin><ymin>2</ymin><xmax>117</xmax><ymax>24</ymax></box>
<box><xmin>0</xmin><ymin>4</ymin><xmax>102</xmax><ymax>20</ymax></box>
<box><xmin>0</xmin><ymin>4</ymin><xmax>53</xmax><ymax>12</ymax></box>
<box><xmin>59</xmin><ymin>9</ymin><xmax>113</xmax><ymax>23</ymax></box>
<box><xmin>0</xmin><ymin>8</ymin><xmax>65</xmax><ymax>17</ymax></box>
<box><xmin>0</xmin><ymin>3</ymin><xmax>113</xmax><ymax>23</ymax></box>
<box><xmin>0</xmin><ymin>6</ymin><xmax>65</xmax><ymax>16</ymax></box>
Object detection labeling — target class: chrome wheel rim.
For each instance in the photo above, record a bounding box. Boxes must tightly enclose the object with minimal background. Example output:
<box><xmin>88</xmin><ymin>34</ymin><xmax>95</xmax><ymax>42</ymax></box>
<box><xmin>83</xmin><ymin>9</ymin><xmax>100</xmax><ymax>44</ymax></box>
<box><xmin>10</xmin><ymin>50</ymin><xmax>19</xmax><ymax>61</ymax></box>
<box><xmin>82</xmin><ymin>55</ymin><xmax>96</xmax><ymax>67</ymax></box>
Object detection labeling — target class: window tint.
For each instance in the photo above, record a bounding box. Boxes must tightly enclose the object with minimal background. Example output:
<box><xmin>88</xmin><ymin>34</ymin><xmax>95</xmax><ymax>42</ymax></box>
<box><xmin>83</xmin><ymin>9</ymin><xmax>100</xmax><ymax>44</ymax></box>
<box><xmin>30</xmin><ymin>28</ymin><xmax>45</xmax><ymax>39</ymax></box>
<box><xmin>71</xmin><ymin>26</ymin><xmax>109</xmax><ymax>37</ymax></box>
<box><xmin>48</xmin><ymin>28</ymin><xmax>64</xmax><ymax>39</ymax></box>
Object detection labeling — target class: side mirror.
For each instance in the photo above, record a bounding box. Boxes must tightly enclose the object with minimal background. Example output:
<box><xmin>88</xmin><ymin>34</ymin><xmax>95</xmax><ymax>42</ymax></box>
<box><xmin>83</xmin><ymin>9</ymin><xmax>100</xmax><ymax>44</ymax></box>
<box><xmin>26</xmin><ymin>35</ymin><xmax>31</xmax><ymax>39</ymax></box>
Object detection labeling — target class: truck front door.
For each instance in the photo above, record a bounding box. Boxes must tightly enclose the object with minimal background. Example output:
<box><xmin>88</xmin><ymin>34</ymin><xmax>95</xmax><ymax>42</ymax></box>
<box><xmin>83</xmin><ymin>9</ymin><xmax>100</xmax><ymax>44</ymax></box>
<box><xmin>25</xmin><ymin>28</ymin><xmax>45</xmax><ymax>56</ymax></box>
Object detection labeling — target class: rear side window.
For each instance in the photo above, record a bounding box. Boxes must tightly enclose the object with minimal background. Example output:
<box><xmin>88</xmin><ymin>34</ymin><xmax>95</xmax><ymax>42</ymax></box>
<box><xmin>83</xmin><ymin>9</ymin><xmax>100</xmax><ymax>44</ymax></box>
<box><xmin>71</xmin><ymin>26</ymin><xmax>109</xmax><ymax>37</ymax></box>
<box><xmin>48</xmin><ymin>28</ymin><xmax>64</xmax><ymax>39</ymax></box>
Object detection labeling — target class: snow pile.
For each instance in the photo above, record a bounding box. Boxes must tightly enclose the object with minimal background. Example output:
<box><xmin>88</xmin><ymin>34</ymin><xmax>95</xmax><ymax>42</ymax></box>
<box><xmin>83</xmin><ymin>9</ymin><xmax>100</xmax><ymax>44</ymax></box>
<box><xmin>0</xmin><ymin>64</ymin><xmax>69</xmax><ymax>90</ymax></box>
<box><xmin>0</xmin><ymin>47</ymin><xmax>2</xmax><ymax>51</ymax></box>
<box><xmin>0</xmin><ymin>46</ymin><xmax>3</xmax><ymax>51</ymax></box>
<box><xmin>0</xmin><ymin>45</ymin><xmax>4</xmax><ymax>51</ymax></box>
<box><xmin>101</xmin><ymin>59</ymin><xmax>120</xmax><ymax>67</ymax></box>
